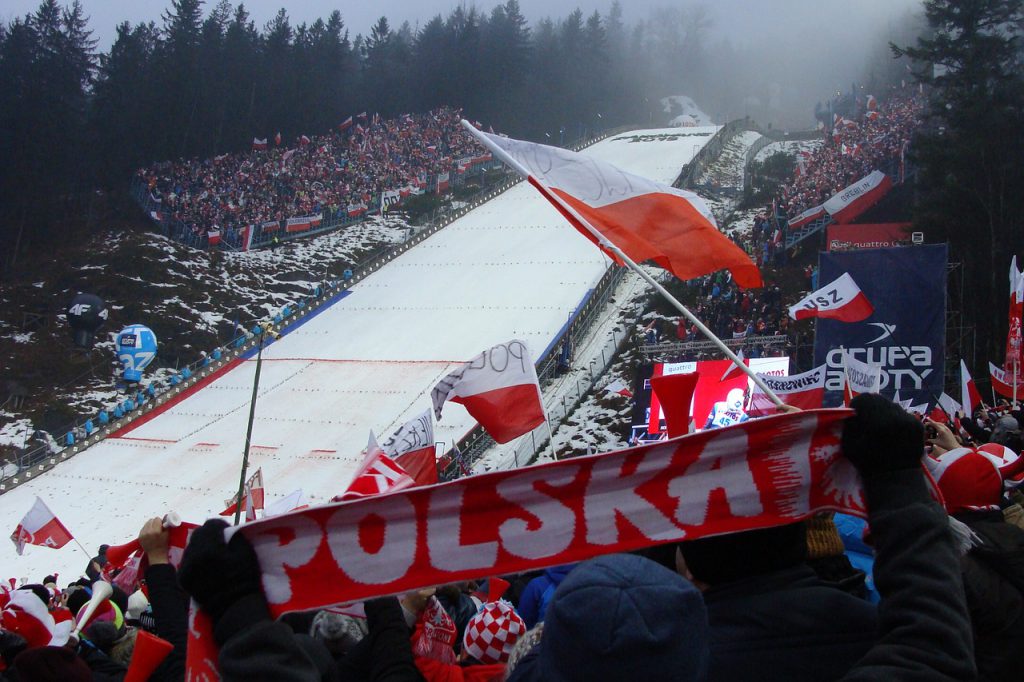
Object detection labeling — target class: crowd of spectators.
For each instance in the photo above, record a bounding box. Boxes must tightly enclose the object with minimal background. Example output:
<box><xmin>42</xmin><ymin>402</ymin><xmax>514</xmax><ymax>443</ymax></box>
<box><xmin>5</xmin><ymin>395</ymin><xmax>1024</xmax><ymax>680</ymax></box>
<box><xmin>778</xmin><ymin>90</ymin><xmax>924</xmax><ymax>220</ymax></box>
<box><xmin>136</xmin><ymin>107</ymin><xmax>485</xmax><ymax>242</ymax></box>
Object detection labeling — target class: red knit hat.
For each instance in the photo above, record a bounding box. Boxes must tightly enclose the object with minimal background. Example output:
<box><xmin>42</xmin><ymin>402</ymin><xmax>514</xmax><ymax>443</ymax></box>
<box><xmin>926</xmin><ymin>447</ymin><xmax>1004</xmax><ymax>513</ymax></box>
<box><xmin>462</xmin><ymin>600</ymin><xmax>526</xmax><ymax>664</ymax></box>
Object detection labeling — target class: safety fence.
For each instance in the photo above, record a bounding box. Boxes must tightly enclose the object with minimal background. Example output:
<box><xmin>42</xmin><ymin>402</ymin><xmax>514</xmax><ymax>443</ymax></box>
<box><xmin>639</xmin><ymin>334</ymin><xmax>791</xmax><ymax>361</ymax></box>
<box><xmin>1</xmin><ymin>125</ymin><xmax>640</xmax><ymax>493</ymax></box>
<box><xmin>674</xmin><ymin>118</ymin><xmax>762</xmax><ymax>191</ymax></box>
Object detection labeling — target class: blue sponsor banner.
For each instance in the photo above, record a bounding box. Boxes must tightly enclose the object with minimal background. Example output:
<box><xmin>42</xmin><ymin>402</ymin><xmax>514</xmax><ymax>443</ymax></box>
<box><xmin>814</xmin><ymin>244</ymin><xmax>947</xmax><ymax>406</ymax></box>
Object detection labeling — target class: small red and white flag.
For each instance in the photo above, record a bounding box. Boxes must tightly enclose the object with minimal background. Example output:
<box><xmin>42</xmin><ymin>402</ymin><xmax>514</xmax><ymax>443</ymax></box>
<box><xmin>789</xmin><ymin>272</ymin><xmax>874</xmax><ymax>322</ymax></box>
<box><xmin>960</xmin><ymin>359</ymin><xmax>982</xmax><ymax>415</ymax></box>
<box><xmin>338</xmin><ymin>116</ymin><xmax>353</xmax><ymax>132</ymax></box>
<box><xmin>749</xmin><ymin>364</ymin><xmax>826</xmax><ymax>416</ymax></box>
<box><xmin>990</xmin><ymin>362</ymin><xmax>1024</xmax><ymax>400</ymax></box>
<box><xmin>719</xmin><ymin>350</ymin><xmax>747</xmax><ymax>382</ymax></box>
<box><xmin>220</xmin><ymin>468</ymin><xmax>265</xmax><ymax>516</ymax></box>
<box><xmin>382</xmin><ymin>410</ymin><xmax>438</xmax><ymax>486</ymax></box>
<box><xmin>264</xmin><ymin>490</ymin><xmax>306</xmax><ymax>517</ymax></box>
<box><xmin>842</xmin><ymin>352</ymin><xmax>881</xmax><ymax>406</ymax></box>
<box><xmin>252</xmin><ymin>137</ymin><xmax>267</xmax><ymax>151</ymax></box>
<box><xmin>432</xmin><ymin>339</ymin><xmax>546</xmax><ymax>444</ymax></box>
<box><xmin>274</xmin><ymin>131</ymin><xmax>282</xmax><ymax>146</ymax></box>
<box><xmin>336</xmin><ymin>432</ymin><xmax>416</xmax><ymax>501</ymax></box>
<box><xmin>10</xmin><ymin>497</ymin><xmax>74</xmax><ymax>555</ymax></box>
<box><xmin>603</xmin><ymin>378</ymin><xmax>633</xmax><ymax>398</ymax></box>
<box><xmin>299</xmin><ymin>134</ymin><xmax>311</xmax><ymax>146</ymax></box>
<box><xmin>937</xmin><ymin>392</ymin><xmax>962</xmax><ymax>419</ymax></box>
<box><xmin>461</xmin><ymin>123</ymin><xmax>762</xmax><ymax>289</ymax></box>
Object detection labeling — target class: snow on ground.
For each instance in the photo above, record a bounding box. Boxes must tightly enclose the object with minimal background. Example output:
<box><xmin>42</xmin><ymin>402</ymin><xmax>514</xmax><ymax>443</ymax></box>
<box><xmin>754</xmin><ymin>138</ymin><xmax>823</xmax><ymax>164</ymax></box>
<box><xmin>696</xmin><ymin>130</ymin><xmax>763</xmax><ymax>192</ymax></box>
<box><xmin>1</xmin><ymin>127</ymin><xmax>718</xmax><ymax>580</ymax></box>
<box><xmin>661</xmin><ymin>95</ymin><xmax>714</xmax><ymax>127</ymax></box>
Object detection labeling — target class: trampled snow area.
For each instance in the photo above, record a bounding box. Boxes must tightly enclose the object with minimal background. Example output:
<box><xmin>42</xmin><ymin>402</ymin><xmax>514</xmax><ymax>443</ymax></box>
<box><xmin>0</xmin><ymin>127</ymin><xmax>718</xmax><ymax>579</ymax></box>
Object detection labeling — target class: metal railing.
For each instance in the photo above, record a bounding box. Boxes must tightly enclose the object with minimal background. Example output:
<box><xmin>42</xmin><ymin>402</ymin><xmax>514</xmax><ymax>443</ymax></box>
<box><xmin>639</xmin><ymin>334</ymin><xmax>791</xmax><ymax>361</ymax></box>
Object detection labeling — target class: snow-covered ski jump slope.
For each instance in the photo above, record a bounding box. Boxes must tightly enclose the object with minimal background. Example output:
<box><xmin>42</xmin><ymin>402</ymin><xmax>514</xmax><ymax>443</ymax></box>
<box><xmin>2</xmin><ymin>126</ymin><xmax>719</xmax><ymax>578</ymax></box>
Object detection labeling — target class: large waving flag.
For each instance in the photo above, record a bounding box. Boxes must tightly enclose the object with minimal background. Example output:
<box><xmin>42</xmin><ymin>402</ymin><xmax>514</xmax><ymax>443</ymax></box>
<box><xmin>960</xmin><ymin>359</ymin><xmax>982</xmax><ymax>415</ymax></box>
<box><xmin>462</xmin><ymin>124</ymin><xmax>762</xmax><ymax>289</ymax></box>
<box><xmin>432</xmin><ymin>339</ymin><xmax>545</xmax><ymax>444</ymax></box>
<box><xmin>1005</xmin><ymin>257</ymin><xmax>1024</xmax><ymax>370</ymax></box>
<box><xmin>10</xmin><ymin>497</ymin><xmax>73</xmax><ymax>555</ymax></box>
<box><xmin>383</xmin><ymin>410</ymin><xmax>438</xmax><ymax>486</ymax></box>
<box><xmin>789</xmin><ymin>273</ymin><xmax>873</xmax><ymax>322</ymax></box>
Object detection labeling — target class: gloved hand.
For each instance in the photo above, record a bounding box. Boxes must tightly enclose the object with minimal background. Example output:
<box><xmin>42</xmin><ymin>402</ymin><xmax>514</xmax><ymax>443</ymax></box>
<box><xmin>841</xmin><ymin>393</ymin><xmax>925</xmax><ymax>476</ymax></box>
<box><xmin>177</xmin><ymin>519</ymin><xmax>263</xmax><ymax>623</ymax></box>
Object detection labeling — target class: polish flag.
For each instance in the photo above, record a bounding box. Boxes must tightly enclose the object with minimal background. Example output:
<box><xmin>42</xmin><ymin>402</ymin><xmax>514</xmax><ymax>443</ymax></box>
<box><xmin>299</xmin><ymin>135</ymin><xmax>311</xmax><ymax>146</ymax></box>
<box><xmin>383</xmin><ymin>410</ymin><xmax>438</xmax><ymax>486</ymax></box>
<box><xmin>264</xmin><ymin>490</ymin><xmax>305</xmax><ymax>517</ymax></box>
<box><xmin>937</xmin><ymin>392</ymin><xmax>962</xmax><ymax>419</ymax></box>
<box><xmin>719</xmin><ymin>349</ymin><xmax>747</xmax><ymax>382</ymax></box>
<box><xmin>649</xmin><ymin>372</ymin><xmax>699</xmax><ymax>437</ymax></box>
<box><xmin>336</xmin><ymin>432</ymin><xmax>416</xmax><ymax>501</ymax></box>
<box><xmin>432</xmin><ymin>339</ymin><xmax>545</xmax><ymax>444</ymax></box>
<box><xmin>842</xmin><ymin>352</ymin><xmax>881</xmax><ymax>406</ymax></box>
<box><xmin>789</xmin><ymin>273</ymin><xmax>874</xmax><ymax>322</ymax></box>
<box><xmin>1005</xmin><ymin>257</ymin><xmax>1024</xmax><ymax>370</ymax></box>
<box><xmin>603</xmin><ymin>378</ymin><xmax>633</xmax><ymax>398</ymax></box>
<box><xmin>252</xmin><ymin>137</ymin><xmax>267</xmax><ymax>151</ymax></box>
<box><xmin>10</xmin><ymin>497</ymin><xmax>73</xmax><ymax>555</ymax></box>
<box><xmin>274</xmin><ymin>131</ymin><xmax>282</xmax><ymax>146</ymax></box>
<box><xmin>989</xmin><ymin>362</ymin><xmax>1024</xmax><ymax>400</ymax></box>
<box><xmin>960</xmin><ymin>360</ymin><xmax>982</xmax><ymax>415</ymax></box>
<box><xmin>749</xmin><ymin>364</ymin><xmax>826</xmax><ymax>416</ymax></box>
<box><xmin>461</xmin><ymin>123</ymin><xmax>762</xmax><ymax>289</ymax></box>
<box><xmin>220</xmin><ymin>468</ymin><xmax>265</xmax><ymax>516</ymax></box>
<box><xmin>338</xmin><ymin>116</ymin><xmax>353</xmax><ymax>132</ymax></box>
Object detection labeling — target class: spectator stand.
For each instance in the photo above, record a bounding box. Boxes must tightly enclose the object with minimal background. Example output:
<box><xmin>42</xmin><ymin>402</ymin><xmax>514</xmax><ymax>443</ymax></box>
<box><xmin>0</xmin><ymin>152</ymin><xmax>544</xmax><ymax>495</ymax></box>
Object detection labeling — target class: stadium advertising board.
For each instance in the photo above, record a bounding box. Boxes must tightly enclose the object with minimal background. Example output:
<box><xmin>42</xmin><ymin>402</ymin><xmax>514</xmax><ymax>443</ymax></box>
<box><xmin>813</xmin><ymin>244</ymin><xmax>946</xmax><ymax>406</ymax></box>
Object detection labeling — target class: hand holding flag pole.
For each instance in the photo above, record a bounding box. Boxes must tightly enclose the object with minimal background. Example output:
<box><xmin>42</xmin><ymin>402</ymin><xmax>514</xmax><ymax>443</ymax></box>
<box><xmin>460</xmin><ymin>120</ymin><xmax>783</xmax><ymax>407</ymax></box>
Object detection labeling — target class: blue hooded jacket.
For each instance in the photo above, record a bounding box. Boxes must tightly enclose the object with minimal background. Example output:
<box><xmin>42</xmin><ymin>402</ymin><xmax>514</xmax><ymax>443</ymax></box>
<box><xmin>517</xmin><ymin>563</ymin><xmax>576</xmax><ymax>628</ymax></box>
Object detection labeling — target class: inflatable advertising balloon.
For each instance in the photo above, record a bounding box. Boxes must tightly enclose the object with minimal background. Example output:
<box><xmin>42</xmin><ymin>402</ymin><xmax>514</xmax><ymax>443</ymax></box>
<box><xmin>116</xmin><ymin>324</ymin><xmax>158</xmax><ymax>383</ymax></box>
<box><xmin>67</xmin><ymin>294</ymin><xmax>109</xmax><ymax>348</ymax></box>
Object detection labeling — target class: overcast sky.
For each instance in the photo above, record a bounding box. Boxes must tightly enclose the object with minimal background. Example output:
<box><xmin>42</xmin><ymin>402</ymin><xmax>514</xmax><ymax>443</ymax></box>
<box><xmin>4</xmin><ymin>0</ymin><xmax>920</xmax><ymax>52</ymax></box>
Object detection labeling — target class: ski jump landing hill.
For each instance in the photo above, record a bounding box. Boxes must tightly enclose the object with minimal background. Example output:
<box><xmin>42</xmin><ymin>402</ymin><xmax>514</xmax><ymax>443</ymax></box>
<box><xmin>2</xmin><ymin>126</ymin><xmax>720</xmax><ymax>579</ymax></box>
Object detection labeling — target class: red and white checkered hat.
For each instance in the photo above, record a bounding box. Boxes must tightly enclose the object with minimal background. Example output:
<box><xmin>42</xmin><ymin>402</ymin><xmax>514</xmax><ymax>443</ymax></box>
<box><xmin>462</xmin><ymin>600</ymin><xmax>526</xmax><ymax>664</ymax></box>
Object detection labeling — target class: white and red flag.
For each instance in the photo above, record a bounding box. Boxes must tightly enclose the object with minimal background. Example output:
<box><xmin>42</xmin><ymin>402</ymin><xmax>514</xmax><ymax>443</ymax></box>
<box><xmin>603</xmin><ymin>378</ymin><xmax>633</xmax><ymax>398</ymax></box>
<box><xmin>336</xmin><ymin>432</ymin><xmax>416</xmax><ymax>501</ymax></box>
<box><xmin>937</xmin><ymin>392</ymin><xmax>962</xmax><ymax>419</ymax></box>
<box><xmin>842</xmin><ymin>352</ymin><xmax>881</xmax><ymax>406</ymax></box>
<box><xmin>10</xmin><ymin>497</ymin><xmax>74</xmax><ymax>555</ymax></box>
<box><xmin>960</xmin><ymin>359</ymin><xmax>982</xmax><ymax>415</ymax></box>
<box><xmin>749</xmin><ymin>364</ymin><xmax>827</xmax><ymax>416</ymax></box>
<box><xmin>789</xmin><ymin>272</ymin><xmax>874</xmax><ymax>323</ymax></box>
<box><xmin>461</xmin><ymin>124</ymin><xmax>762</xmax><ymax>289</ymax></box>
<box><xmin>432</xmin><ymin>339</ymin><xmax>546</xmax><ymax>444</ymax></box>
<box><xmin>338</xmin><ymin>116</ymin><xmax>353</xmax><ymax>132</ymax></box>
<box><xmin>299</xmin><ymin>134</ymin><xmax>311</xmax><ymax>146</ymax></box>
<box><xmin>221</xmin><ymin>468</ymin><xmax>265</xmax><ymax>516</ymax></box>
<box><xmin>383</xmin><ymin>410</ymin><xmax>438</xmax><ymax>486</ymax></box>
<box><xmin>252</xmin><ymin>137</ymin><xmax>267</xmax><ymax>151</ymax></box>
<box><xmin>989</xmin><ymin>362</ymin><xmax>1024</xmax><ymax>400</ymax></box>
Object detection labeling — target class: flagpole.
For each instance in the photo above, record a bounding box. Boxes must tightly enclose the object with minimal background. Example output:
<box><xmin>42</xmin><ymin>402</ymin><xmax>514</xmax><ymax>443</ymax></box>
<box><xmin>544</xmin><ymin>420</ymin><xmax>559</xmax><ymax>460</ymax></box>
<box><xmin>235</xmin><ymin>328</ymin><xmax>267</xmax><ymax>525</ymax></box>
<box><xmin>460</xmin><ymin>120</ymin><xmax>785</xmax><ymax>407</ymax></box>
<box><xmin>72</xmin><ymin>538</ymin><xmax>93</xmax><ymax>562</ymax></box>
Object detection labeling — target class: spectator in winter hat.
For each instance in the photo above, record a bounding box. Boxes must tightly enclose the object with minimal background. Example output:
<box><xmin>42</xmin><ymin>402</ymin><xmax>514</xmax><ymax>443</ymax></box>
<box><xmin>677</xmin><ymin>522</ymin><xmax>877</xmax><ymax>681</ymax></box>
<box><xmin>506</xmin><ymin>553</ymin><xmax>709</xmax><ymax>682</ymax></box>
<box><xmin>925</xmin><ymin>445</ymin><xmax>1024</xmax><ymax>681</ymax></box>
<box><xmin>461</xmin><ymin>600</ymin><xmax>525</xmax><ymax>665</ymax></box>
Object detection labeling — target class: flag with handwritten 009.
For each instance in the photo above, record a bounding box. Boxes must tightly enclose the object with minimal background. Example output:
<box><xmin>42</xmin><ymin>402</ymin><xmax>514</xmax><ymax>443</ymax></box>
<box><xmin>232</xmin><ymin>409</ymin><xmax>861</xmax><ymax>617</ymax></box>
<box><xmin>432</xmin><ymin>340</ymin><xmax>545</xmax><ymax>443</ymax></box>
<box><xmin>464</xmin><ymin>125</ymin><xmax>762</xmax><ymax>289</ymax></box>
